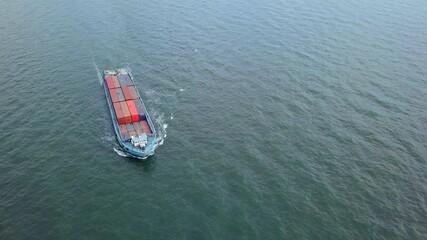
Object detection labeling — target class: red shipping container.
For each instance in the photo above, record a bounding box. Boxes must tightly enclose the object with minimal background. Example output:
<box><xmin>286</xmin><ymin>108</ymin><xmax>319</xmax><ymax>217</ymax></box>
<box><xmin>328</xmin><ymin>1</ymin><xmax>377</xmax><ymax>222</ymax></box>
<box><xmin>122</xmin><ymin>86</ymin><xmax>138</xmax><ymax>100</ymax></box>
<box><xmin>126</xmin><ymin>100</ymin><xmax>139</xmax><ymax>122</ymax></box>
<box><xmin>105</xmin><ymin>76</ymin><xmax>115</xmax><ymax>89</ymax></box>
<box><xmin>113</xmin><ymin>102</ymin><xmax>121</xmax><ymax>117</ymax></box>
<box><xmin>109</xmin><ymin>89</ymin><xmax>119</xmax><ymax>103</ymax></box>
<box><xmin>111</xmin><ymin>76</ymin><xmax>120</xmax><ymax>88</ymax></box>
<box><xmin>128</xmin><ymin>86</ymin><xmax>139</xmax><ymax>99</ymax></box>
<box><xmin>113</xmin><ymin>103</ymin><xmax>126</xmax><ymax>124</ymax></box>
<box><xmin>140</xmin><ymin>120</ymin><xmax>152</xmax><ymax>135</ymax></box>
<box><xmin>119</xmin><ymin>101</ymin><xmax>132</xmax><ymax>123</ymax></box>
<box><xmin>105</xmin><ymin>76</ymin><xmax>112</xmax><ymax>85</ymax></box>
<box><xmin>122</xmin><ymin>86</ymin><xmax>132</xmax><ymax>100</ymax></box>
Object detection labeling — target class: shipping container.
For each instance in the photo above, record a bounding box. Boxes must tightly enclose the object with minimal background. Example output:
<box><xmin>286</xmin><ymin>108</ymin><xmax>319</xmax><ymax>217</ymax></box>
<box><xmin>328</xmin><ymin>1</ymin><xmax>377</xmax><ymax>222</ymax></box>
<box><xmin>133</xmin><ymin>100</ymin><xmax>145</xmax><ymax>119</ymax></box>
<box><xmin>126</xmin><ymin>123</ymin><xmax>135</xmax><ymax>132</ymax></box>
<box><xmin>105</xmin><ymin>76</ymin><xmax>116</xmax><ymax>89</ymax></box>
<box><xmin>128</xmin><ymin>86</ymin><xmax>139</xmax><ymax>99</ymax></box>
<box><xmin>119</xmin><ymin>124</ymin><xmax>128</xmax><ymax>135</ymax></box>
<box><xmin>122</xmin><ymin>86</ymin><xmax>135</xmax><ymax>100</ymax></box>
<box><xmin>115</xmin><ymin>88</ymin><xmax>125</xmax><ymax>102</ymax></box>
<box><xmin>140</xmin><ymin>120</ymin><xmax>152</xmax><ymax>135</ymax></box>
<box><xmin>121</xmin><ymin>133</ymin><xmax>131</xmax><ymax>142</ymax></box>
<box><xmin>133</xmin><ymin>122</ymin><xmax>143</xmax><ymax>134</ymax></box>
<box><xmin>111</xmin><ymin>76</ymin><xmax>121</xmax><ymax>88</ymax></box>
<box><xmin>105</xmin><ymin>76</ymin><xmax>112</xmax><ymax>82</ymax></box>
<box><xmin>126</xmin><ymin>100</ymin><xmax>139</xmax><ymax>122</ymax></box>
<box><xmin>109</xmin><ymin>89</ymin><xmax>119</xmax><ymax>103</ymax></box>
<box><xmin>119</xmin><ymin>101</ymin><xmax>132</xmax><ymax>123</ymax></box>
<box><xmin>128</xmin><ymin>131</ymin><xmax>137</xmax><ymax>137</ymax></box>
<box><xmin>113</xmin><ymin>102</ymin><xmax>121</xmax><ymax>116</ymax></box>
<box><xmin>118</xmin><ymin>74</ymin><xmax>133</xmax><ymax>86</ymax></box>
<box><xmin>113</xmin><ymin>102</ymin><xmax>126</xmax><ymax>124</ymax></box>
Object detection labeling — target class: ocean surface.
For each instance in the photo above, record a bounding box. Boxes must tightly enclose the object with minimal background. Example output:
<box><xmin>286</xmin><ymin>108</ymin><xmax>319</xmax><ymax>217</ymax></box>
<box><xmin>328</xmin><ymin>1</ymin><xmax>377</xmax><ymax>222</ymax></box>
<box><xmin>1</xmin><ymin>0</ymin><xmax>426</xmax><ymax>239</ymax></box>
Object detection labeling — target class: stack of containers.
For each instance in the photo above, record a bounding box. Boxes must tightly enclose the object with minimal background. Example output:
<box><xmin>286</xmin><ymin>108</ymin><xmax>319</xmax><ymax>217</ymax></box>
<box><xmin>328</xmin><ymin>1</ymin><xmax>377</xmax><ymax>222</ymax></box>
<box><xmin>105</xmin><ymin>73</ymin><xmax>153</xmax><ymax>140</ymax></box>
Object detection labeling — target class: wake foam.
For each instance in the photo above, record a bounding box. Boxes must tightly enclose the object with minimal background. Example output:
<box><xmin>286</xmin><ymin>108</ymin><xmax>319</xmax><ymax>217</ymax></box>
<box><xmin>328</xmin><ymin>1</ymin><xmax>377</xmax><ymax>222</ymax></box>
<box><xmin>101</xmin><ymin>134</ymin><xmax>129</xmax><ymax>157</ymax></box>
<box><xmin>114</xmin><ymin>147</ymin><xmax>129</xmax><ymax>157</ymax></box>
<box><xmin>152</xmin><ymin>111</ymin><xmax>168</xmax><ymax>148</ymax></box>
<box><xmin>92</xmin><ymin>57</ymin><xmax>103</xmax><ymax>85</ymax></box>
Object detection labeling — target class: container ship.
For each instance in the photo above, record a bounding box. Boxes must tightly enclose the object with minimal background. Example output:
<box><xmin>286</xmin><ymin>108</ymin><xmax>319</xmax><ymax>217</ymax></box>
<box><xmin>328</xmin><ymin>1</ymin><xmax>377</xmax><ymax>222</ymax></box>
<box><xmin>102</xmin><ymin>68</ymin><xmax>157</xmax><ymax>159</ymax></box>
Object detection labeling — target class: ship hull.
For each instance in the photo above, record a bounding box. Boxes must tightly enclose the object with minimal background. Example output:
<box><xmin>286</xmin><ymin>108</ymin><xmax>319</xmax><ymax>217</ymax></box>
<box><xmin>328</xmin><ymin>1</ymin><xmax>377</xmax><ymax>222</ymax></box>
<box><xmin>102</xmin><ymin>68</ymin><xmax>157</xmax><ymax>159</ymax></box>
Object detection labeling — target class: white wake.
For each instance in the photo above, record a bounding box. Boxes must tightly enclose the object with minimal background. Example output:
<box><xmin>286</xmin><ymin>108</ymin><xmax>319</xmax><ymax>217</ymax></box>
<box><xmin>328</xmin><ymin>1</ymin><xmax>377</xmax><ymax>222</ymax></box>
<box><xmin>92</xmin><ymin>57</ymin><xmax>103</xmax><ymax>85</ymax></box>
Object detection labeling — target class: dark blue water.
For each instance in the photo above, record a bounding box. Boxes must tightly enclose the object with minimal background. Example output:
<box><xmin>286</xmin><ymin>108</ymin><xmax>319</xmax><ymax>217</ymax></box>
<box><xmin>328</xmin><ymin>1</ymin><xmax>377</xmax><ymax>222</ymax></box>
<box><xmin>1</xmin><ymin>0</ymin><xmax>426</xmax><ymax>239</ymax></box>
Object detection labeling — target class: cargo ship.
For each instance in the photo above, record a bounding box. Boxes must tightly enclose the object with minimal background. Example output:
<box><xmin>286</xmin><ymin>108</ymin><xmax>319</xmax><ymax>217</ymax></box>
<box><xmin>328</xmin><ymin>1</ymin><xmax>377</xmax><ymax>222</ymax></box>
<box><xmin>102</xmin><ymin>68</ymin><xmax>157</xmax><ymax>159</ymax></box>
